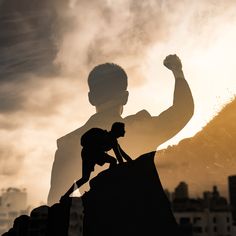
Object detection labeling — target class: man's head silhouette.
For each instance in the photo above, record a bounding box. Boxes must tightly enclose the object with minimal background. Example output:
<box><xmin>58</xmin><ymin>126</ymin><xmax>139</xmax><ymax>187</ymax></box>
<box><xmin>110</xmin><ymin>122</ymin><xmax>125</xmax><ymax>138</ymax></box>
<box><xmin>88</xmin><ymin>63</ymin><xmax>129</xmax><ymax>114</ymax></box>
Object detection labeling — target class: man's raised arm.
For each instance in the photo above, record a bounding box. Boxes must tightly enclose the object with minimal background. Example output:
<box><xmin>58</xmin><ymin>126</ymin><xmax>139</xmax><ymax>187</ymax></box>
<box><xmin>150</xmin><ymin>54</ymin><xmax>194</xmax><ymax>145</ymax></box>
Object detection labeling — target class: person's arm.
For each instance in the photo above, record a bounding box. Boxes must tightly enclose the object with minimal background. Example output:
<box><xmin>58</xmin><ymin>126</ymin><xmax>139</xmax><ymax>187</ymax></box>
<box><xmin>149</xmin><ymin>54</ymin><xmax>194</xmax><ymax>145</ymax></box>
<box><xmin>118</xmin><ymin>144</ymin><xmax>132</xmax><ymax>162</ymax></box>
<box><xmin>60</xmin><ymin>183</ymin><xmax>77</xmax><ymax>201</ymax></box>
<box><xmin>112</xmin><ymin>143</ymin><xmax>124</xmax><ymax>164</ymax></box>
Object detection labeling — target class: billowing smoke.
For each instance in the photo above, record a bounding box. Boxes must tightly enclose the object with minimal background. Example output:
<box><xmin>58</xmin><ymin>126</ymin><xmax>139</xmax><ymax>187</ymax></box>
<box><xmin>55</xmin><ymin>0</ymin><xmax>236</xmax><ymax>83</ymax></box>
<box><xmin>55</xmin><ymin>0</ymin><xmax>166</xmax><ymax>81</ymax></box>
<box><xmin>1</xmin><ymin>0</ymin><xmax>236</xmax><ymax>114</ymax></box>
<box><xmin>0</xmin><ymin>144</ymin><xmax>24</xmax><ymax>175</ymax></box>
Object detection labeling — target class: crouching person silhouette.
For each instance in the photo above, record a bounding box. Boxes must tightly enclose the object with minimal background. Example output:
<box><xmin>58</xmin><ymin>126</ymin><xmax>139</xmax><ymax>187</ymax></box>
<box><xmin>60</xmin><ymin>122</ymin><xmax>132</xmax><ymax>201</ymax></box>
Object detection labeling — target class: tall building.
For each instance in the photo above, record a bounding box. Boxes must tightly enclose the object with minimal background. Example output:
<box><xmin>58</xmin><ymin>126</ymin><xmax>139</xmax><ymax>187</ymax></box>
<box><xmin>164</xmin><ymin>189</ymin><xmax>171</xmax><ymax>202</ymax></box>
<box><xmin>1</xmin><ymin>188</ymin><xmax>27</xmax><ymax>212</ymax></box>
<box><xmin>203</xmin><ymin>191</ymin><xmax>212</xmax><ymax>208</ymax></box>
<box><xmin>0</xmin><ymin>188</ymin><xmax>28</xmax><ymax>235</ymax></box>
<box><xmin>228</xmin><ymin>175</ymin><xmax>236</xmax><ymax>223</ymax></box>
<box><xmin>212</xmin><ymin>186</ymin><xmax>220</xmax><ymax>198</ymax></box>
<box><xmin>175</xmin><ymin>210</ymin><xmax>234</xmax><ymax>236</ymax></box>
<box><xmin>174</xmin><ymin>182</ymin><xmax>189</xmax><ymax>200</ymax></box>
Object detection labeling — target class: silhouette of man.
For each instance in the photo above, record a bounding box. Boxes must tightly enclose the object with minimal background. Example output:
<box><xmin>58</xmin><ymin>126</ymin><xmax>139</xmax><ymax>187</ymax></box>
<box><xmin>60</xmin><ymin>122</ymin><xmax>132</xmax><ymax>200</ymax></box>
<box><xmin>48</xmin><ymin>54</ymin><xmax>194</xmax><ymax>205</ymax></box>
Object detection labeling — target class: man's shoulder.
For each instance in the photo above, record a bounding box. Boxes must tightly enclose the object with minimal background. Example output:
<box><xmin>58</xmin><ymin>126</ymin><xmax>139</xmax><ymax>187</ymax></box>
<box><xmin>57</xmin><ymin>125</ymin><xmax>88</xmax><ymax>148</ymax></box>
<box><xmin>124</xmin><ymin>109</ymin><xmax>151</xmax><ymax>123</ymax></box>
<box><xmin>56</xmin><ymin>113</ymin><xmax>101</xmax><ymax>148</ymax></box>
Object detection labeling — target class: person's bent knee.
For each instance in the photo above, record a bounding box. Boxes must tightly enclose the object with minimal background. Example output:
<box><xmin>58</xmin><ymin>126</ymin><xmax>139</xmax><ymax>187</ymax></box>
<box><xmin>82</xmin><ymin>175</ymin><xmax>90</xmax><ymax>182</ymax></box>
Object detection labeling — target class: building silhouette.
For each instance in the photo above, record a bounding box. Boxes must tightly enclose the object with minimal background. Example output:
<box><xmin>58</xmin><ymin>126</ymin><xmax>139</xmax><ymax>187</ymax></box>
<box><xmin>0</xmin><ymin>188</ymin><xmax>29</xmax><ymax>235</ymax></box>
<box><xmin>228</xmin><ymin>175</ymin><xmax>236</xmax><ymax>224</ymax></box>
<box><xmin>174</xmin><ymin>181</ymin><xmax>189</xmax><ymax>200</ymax></box>
<box><xmin>172</xmin><ymin>181</ymin><xmax>236</xmax><ymax>236</ymax></box>
<box><xmin>1</xmin><ymin>188</ymin><xmax>27</xmax><ymax>212</ymax></box>
<box><xmin>174</xmin><ymin>210</ymin><xmax>233</xmax><ymax>236</ymax></box>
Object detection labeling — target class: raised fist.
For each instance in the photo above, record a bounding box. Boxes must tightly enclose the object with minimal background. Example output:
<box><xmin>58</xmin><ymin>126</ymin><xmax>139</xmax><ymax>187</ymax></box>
<box><xmin>163</xmin><ymin>54</ymin><xmax>182</xmax><ymax>71</ymax></box>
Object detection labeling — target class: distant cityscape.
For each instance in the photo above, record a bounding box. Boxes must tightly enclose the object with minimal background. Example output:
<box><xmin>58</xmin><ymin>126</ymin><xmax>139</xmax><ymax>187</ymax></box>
<box><xmin>0</xmin><ymin>175</ymin><xmax>236</xmax><ymax>236</ymax></box>
<box><xmin>166</xmin><ymin>175</ymin><xmax>236</xmax><ymax>236</ymax></box>
<box><xmin>0</xmin><ymin>188</ymin><xmax>30</xmax><ymax>235</ymax></box>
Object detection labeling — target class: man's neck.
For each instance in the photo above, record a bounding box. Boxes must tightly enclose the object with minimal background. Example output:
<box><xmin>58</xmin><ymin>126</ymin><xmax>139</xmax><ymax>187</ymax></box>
<box><xmin>96</xmin><ymin>104</ymin><xmax>123</xmax><ymax>117</ymax></box>
<box><xmin>87</xmin><ymin>108</ymin><xmax>122</xmax><ymax>130</ymax></box>
<box><xmin>94</xmin><ymin>110</ymin><xmax>122</xmax><ymax>122</ymax></box>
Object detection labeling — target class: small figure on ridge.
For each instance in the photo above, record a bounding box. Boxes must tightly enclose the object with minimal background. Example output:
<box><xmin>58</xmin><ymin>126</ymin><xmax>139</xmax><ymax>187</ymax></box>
<box><xmin>60</xmin><ymin>122</ymin><xmax>132</xmax><ymax>201</ymax></box>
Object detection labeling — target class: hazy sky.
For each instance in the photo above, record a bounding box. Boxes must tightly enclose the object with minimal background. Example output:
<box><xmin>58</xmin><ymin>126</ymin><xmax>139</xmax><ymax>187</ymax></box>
<box><xmin>0</xmin><ymin>0</ymin><xmax>236</xmax><ymax>206</ymax></box>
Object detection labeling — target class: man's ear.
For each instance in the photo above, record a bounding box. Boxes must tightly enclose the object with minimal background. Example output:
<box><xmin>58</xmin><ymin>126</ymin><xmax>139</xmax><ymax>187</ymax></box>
<box><xmin>121</xmin><ymin>90</ymin><xmax>129</xmax><ymax>105</ymax></box>
<box><xmin>88</xmin><ymin>91</ymin><xmax>96</xmax><ymax>106</ymax></box>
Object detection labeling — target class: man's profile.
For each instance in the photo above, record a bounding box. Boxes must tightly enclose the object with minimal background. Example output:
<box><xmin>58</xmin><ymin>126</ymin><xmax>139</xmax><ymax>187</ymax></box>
<box><xmin>48</xmin><ymin>54</ymin><xmax>194</xmax><ymax>205</ymax></box>
<box><xmin>61</xmin><ymin>122</ymin><xmax>132</xmax><ymax>201</ymax></box>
